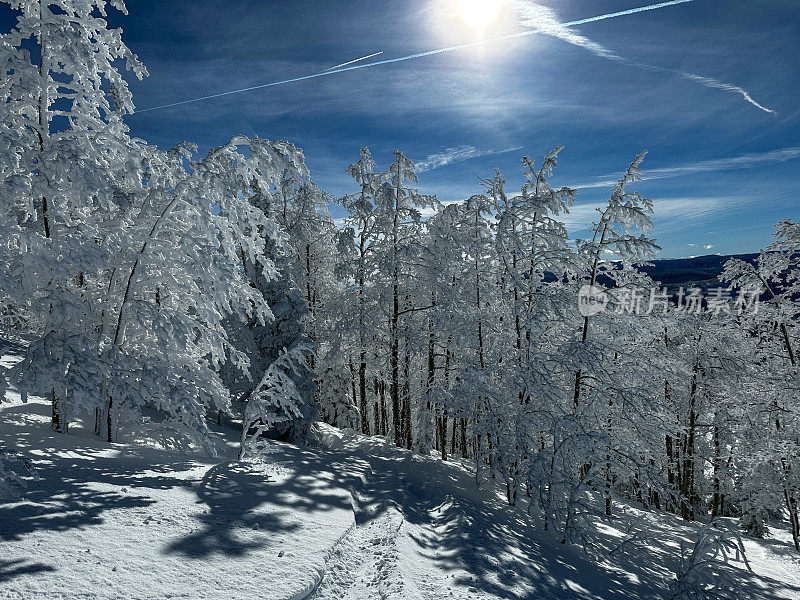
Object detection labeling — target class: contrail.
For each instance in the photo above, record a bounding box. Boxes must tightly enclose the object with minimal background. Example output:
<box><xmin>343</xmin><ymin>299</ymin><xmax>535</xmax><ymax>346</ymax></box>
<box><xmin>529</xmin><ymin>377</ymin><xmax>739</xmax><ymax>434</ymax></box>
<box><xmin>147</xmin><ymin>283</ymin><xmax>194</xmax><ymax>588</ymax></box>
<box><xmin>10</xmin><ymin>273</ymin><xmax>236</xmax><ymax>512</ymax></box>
<box><xmin>132</xmin><ymin>0</ymin><xmax>693</xmax><ymax>114</ymax></box>
<box><xmin>321</xmin><ymin>51</ymin><xmax>383</xmax><ymax>72</ymax></box>
<box><xmin>513</xmin><ymin>0</ymin><xmax>775</xmax><ymax>114</ymax></box>
<box><xmin>565</xmin><ymin>0</ymin><xmax>692</xmax><ymax>26</ymax></box>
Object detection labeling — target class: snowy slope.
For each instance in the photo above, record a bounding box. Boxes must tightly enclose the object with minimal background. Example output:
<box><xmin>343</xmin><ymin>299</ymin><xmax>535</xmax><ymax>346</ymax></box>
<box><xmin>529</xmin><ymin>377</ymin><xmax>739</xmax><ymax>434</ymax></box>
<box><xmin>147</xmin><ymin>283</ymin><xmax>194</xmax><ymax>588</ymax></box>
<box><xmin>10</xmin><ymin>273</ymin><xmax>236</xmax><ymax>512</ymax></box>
<box><xmin>0</xmin><ymin>347</ymin><xmax>355</xmax><ymax>600</ymax></box>
<box><xmin>1</xmin><ymin>346</ymin><xmax>799</xmax><ymax>600</ymax></box>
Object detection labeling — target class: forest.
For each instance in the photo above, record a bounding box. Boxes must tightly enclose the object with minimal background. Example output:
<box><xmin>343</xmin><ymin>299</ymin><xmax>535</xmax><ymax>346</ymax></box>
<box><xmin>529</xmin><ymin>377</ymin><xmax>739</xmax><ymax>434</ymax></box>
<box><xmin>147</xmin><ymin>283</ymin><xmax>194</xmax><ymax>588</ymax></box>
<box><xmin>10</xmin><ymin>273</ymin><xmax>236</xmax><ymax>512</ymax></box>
<box><xmin>0</xmin><ymin>2</ymin><xmax>798</xmax><ymax>599</ymax></box>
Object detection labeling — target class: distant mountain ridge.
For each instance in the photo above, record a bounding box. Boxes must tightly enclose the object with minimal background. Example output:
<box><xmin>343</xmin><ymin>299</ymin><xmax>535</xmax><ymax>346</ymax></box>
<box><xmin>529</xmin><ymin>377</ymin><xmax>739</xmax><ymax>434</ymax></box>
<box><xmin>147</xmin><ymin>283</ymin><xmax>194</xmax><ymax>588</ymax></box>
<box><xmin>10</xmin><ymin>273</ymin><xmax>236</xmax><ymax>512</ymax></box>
<box><xmin>639</xmin><ymin>253</ymin><xmax>759</xmax><ymax>291</ymax></box>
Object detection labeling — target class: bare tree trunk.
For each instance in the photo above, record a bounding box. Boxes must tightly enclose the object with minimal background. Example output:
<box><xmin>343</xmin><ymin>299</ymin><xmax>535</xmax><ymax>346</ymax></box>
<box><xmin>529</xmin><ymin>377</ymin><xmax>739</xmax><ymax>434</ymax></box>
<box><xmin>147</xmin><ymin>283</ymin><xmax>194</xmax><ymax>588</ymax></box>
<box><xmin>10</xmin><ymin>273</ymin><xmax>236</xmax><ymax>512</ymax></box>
<box><xmin>574</xmin><ymin>224</ymin><xmax>608</xmax><ymax>413</ymax></box>
<box><xmin>372</xmin><ymin>377</ymin><xmax>380</xmax><ymax>435</ymax></box>
<box><xmin>391</xmin><ymin>296</ymin><xmax>400</xmax><ymax>445</ymax></box>
<box><xmin>349</xmin><ymin>359</ymin><xmax>357</xmax><ymax>421</ymax></box>
<box><xmin>711</xmin><ymin>415</ymin><xmax>722</xmax><ymax>518</ymax></box>
<box><xmin>402</xmin><ymin>337</ymin><xmax>412</xmax><ymax>449</ymax></box>
<box><xmin>665</xmin><ymin>432</ymin><xmax>676</xmax><ymax>513</ymax></box>
<box><xmin>379</xmin><ymin>378</ymin><xmax>387</xmax><ymax>437</ymax></box>
<box><xmin>106</xmin><ymin>396</ymin><xmax>114</xmax><ymax>443</ymax></box>
<box><xmin>357</xmin><ymin>237</ymin><xmax>369</xmax><ymax>435</ymax></box>
<box><xmin>682</xmin><ymin>355</ymin><xmax>700</xmax><ymax>521</ymax></box>
<box><xmin>359</xmin><ymin>353</ymin><xmax>368</xmax><ymax>434</ymax></box>
<box><xmin>425</xmin><ymin>297</ymin><xmax>442</xmax><ymax>458</ymax></box>
<box><xmin>37</xmin><ymin>0</ymin><xmax>50</xmax><ymax>241</ymax></box>
<box><xmin>784</xmin><ymin>485</ymin><xmax>800</xmax><ymax>552</ymax></box>
<box><xmin>51</xmin><ymin>389</ymin><xmax>66</xmax><ymax>433</ymax></box>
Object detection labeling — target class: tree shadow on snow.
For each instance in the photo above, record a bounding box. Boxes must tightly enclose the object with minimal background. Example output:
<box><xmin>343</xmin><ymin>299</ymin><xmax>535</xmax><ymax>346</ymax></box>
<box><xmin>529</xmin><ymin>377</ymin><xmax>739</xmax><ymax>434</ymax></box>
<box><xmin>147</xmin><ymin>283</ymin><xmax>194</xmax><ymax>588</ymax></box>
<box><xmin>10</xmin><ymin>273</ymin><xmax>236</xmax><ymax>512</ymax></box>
<box><xmin>326</xmin><ymin>436</ymin><xmax>799</xmax><ymax>600</ymax></box>
<box><xmin>1</xmin><ymin>401</ymin><xmax>360</xmax><ymax>574</ymax></box>
<box><xmin>0</xmin><ymin>409</ymin><xmax>191</xmax><ymax>546</ymax></box>
<box><xmin>2</xmin><ymin>397</ymin><xmax>796</xmax><ymax>600</ymax></box>
<box><xmin>0</xmin><ymin>559</ymin><xmax>55</xmax><ymax>583</ymax></box>
<box><xmin>164</xmin><ymin>444</ymin><xmax>363</xmax><ymax>559</ymax></box>
<box><xmin>164</xmin><ymin>460</ymin><xmax>301</xmax><ymax>558</ymax></box>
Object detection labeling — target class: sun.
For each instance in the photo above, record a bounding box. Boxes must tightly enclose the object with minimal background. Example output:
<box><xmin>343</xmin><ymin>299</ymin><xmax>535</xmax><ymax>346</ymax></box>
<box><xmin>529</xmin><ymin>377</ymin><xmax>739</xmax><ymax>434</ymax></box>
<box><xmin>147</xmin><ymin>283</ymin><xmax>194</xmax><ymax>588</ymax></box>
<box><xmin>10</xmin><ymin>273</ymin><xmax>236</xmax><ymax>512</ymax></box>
<box><xmin>458</xmin><ymin>0</ymin><xmax>503</xmax><ymax>30</ymax></box>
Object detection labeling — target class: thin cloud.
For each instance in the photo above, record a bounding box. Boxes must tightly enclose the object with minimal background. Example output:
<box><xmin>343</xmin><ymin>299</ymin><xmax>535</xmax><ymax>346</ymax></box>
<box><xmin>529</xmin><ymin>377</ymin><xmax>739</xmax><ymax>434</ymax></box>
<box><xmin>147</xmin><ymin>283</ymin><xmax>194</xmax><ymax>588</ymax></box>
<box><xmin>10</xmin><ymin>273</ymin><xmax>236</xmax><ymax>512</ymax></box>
<box><xmin>321</xmin><ymin>51</ymin><xmax>383</xmax><ymax>73</ymax></box>
<box><xmin>416</xmin><ymin>145</ymin><xmax>522</xmax><ymax>172</ymax></box>
<box><xmin>563</xmin><ymin>195</ymin><xmax>751</xmax><ymax>234</ymax></box>
<box><xmin>680</xmin><ymin>74</ymin><xmax>775</xmax><ymax>115</ymax></box>
<box><xmin>574</xmin><ymin>146</ymin><xmax>800</xmax><ymax>190</ymax></box>
<box><xmin>512</xmin><ymin>1</ymin><xmax>776</xmax><ymax>115</ymax></box>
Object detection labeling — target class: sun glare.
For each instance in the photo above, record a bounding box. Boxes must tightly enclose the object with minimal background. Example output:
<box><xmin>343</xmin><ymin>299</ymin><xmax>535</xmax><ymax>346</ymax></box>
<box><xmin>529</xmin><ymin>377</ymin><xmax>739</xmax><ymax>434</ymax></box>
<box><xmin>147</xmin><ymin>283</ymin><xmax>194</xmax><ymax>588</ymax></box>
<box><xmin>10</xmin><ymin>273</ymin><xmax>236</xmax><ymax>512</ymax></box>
<box><xmin>458</xmin><ymin>0</ymin><xmax>502</xmax><ymax>30</ymax></box>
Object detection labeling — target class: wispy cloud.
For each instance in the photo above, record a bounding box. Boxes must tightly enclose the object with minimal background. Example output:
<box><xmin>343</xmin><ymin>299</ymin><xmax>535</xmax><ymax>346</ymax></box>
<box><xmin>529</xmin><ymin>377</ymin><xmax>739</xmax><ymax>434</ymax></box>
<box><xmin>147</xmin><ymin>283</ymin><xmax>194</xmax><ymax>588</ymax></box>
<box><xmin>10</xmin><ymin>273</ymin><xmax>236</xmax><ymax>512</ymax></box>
<box><xmin>679</xmin><ymin>74</ymin><xmax>775</xmax><ymax>115</ymax></box>
<box><xmin>562</xmin><ymin>195</ymin><xmax>751</xmax><ymax>234</ymax></box>
<box><xmin>574</xmin><ymin>146</ymin><xmax>800</xmax><ymax>190</ymax></box>
<box><xmin>416</xmin><ymin>145</ymin><xmax>522</xmax><ymax>172</ymax></box>
<box><xmin>512</xmin><ymin>1</ymin><xmax>776</xmax><ymax>115</ymax></box>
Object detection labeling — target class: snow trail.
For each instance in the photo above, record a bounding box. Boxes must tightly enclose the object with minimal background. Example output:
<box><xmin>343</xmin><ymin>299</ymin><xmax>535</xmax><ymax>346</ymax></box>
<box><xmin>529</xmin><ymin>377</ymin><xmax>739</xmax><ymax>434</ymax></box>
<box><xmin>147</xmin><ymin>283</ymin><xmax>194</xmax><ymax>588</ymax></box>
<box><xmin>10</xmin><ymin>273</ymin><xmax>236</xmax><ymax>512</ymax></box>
<box><xmin>309</xmin><ymin>452</ymin><xmax>418</xmax><ymax>600</ymax></box>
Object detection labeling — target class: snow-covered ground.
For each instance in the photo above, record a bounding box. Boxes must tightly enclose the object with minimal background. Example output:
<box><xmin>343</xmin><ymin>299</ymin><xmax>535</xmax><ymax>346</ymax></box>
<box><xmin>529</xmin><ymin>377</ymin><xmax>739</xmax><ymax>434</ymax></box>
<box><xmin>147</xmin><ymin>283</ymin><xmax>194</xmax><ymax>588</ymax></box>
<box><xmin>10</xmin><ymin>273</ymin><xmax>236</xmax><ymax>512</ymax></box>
<box><xmin>1</xmin><ymin>346</ymin><xmax>799</xmax><ymax>600</ymax></box>
<box><xmin>0</xmin><ymin>408</ymin><xmax>355</xmax><ymax>599</ymax></box>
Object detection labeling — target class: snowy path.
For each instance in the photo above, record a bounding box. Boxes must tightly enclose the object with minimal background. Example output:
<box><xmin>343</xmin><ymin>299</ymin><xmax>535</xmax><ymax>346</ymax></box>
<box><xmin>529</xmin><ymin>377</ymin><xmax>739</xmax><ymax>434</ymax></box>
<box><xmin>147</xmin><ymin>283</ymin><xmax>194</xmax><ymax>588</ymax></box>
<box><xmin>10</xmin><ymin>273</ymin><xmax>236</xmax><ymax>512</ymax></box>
<box><xmin>307</xmin><ymin>433</ymin><xmax>573</xmax><ymax>600</ymax></box>
<box><xmin>309</xmin><ymin>448</ymin><xmax>430</xmax><ymax>600</ymax></box>
<box><xmin>309</xmin><ymin>495</ymin><xmax>408</xmax><ymax>599</ymax></box>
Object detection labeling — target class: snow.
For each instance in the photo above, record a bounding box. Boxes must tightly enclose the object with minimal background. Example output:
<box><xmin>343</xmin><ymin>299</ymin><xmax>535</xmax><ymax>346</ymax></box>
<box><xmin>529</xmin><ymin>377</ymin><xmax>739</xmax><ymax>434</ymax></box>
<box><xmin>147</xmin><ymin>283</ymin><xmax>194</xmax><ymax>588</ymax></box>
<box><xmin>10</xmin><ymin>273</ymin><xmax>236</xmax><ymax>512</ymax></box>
<box><xmin>1</xmin><ymin>346</ymin><xmax>798</xmax><ymax>600</ymax></box>
<box><xmin>0</xmin><ymin>399</ymin><xmax>354</xmax><ymax>599</ymax></box>
<box><xmin>311</xmin><ymin>429</ymin><xmax>800</xmax><ymax>600</ymax></box>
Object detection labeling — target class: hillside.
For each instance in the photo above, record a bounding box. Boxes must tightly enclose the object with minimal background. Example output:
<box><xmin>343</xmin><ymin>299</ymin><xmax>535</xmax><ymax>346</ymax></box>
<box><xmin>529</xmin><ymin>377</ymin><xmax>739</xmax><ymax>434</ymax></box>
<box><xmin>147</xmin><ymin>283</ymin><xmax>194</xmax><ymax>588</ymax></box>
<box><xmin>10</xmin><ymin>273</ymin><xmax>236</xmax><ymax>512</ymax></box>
<box><xmin>1</xmin><ymin>346</ymin><xmax>798</xmax><ymax>600</ymax></box>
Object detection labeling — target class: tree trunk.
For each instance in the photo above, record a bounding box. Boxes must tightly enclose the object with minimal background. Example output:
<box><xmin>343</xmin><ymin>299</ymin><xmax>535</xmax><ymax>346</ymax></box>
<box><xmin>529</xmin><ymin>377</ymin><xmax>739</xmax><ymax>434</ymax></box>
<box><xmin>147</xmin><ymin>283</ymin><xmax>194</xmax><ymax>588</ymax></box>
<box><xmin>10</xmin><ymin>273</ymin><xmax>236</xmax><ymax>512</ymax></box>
<box><xmin>379</xmin><ymin>378</ymin><xmax>387</xmax><ymax>437</ymax></box>
<box><xmin>574</xmin><ymin>223</ymin><xmax>608</xmax><ymax>413</ymax></box>
<box><xmin>50</xmin><ymin>388</ymin><xmax>66</xmax><ymax>433</ymax></box>
<box><xmin>665</xmin><ymin>432</ymin><xmax>675</xmax><ymax>513</ymax></box>
<box><xmin>106</xmin><ymin>396</ymin><xmax>114</xmax><ymax>443</ymax></box>
<box><xmin>785</xmin><ymin>486</ymin><xmax>800</xmax><ymax>552</ymax></box>
<box><xmin>359</xmin><ymin>353</ymin><xmax>368</xmax><ymax>434</ymax></box>
<box><xmin>711</xmin><ymin>416</ymin><xmax>721</xmax><ymax>518</ymax></box>
<box><xmin>391</xmin><ymin>303</ymin><xmax>400</xmax><ymax>445</ymax></box>
<box><xmin>37</xmin><ymin>1</ymin><xmax>51</xmax><ymax>241</ymax></box>
<box><xmin>349</xmin><ymin>359</ymin><xmax>357</xmax><ymax>421</ymax></box>
<box><xmin>402</xmin><ymin>338</ymin><xmax>412</xmax><ymax>449</ymax></box>
<box><xmin>357</xmin><ymin>236</ymin><xmax>369</xmax><ymax>435</ymax></box>
<box><xmin>682</xmin><ymin>361</ymin><xmax>699</xmax><ymax>521</ymax></box>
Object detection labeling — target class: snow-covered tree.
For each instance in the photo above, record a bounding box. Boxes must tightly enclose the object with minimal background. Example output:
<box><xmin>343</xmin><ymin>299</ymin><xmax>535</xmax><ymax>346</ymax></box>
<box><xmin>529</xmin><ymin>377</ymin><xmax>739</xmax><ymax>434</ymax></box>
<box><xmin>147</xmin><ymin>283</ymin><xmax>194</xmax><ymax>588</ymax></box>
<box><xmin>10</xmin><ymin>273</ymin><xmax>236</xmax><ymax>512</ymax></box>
<box><xmin>722</xmin><ymin>219</ymin><xmax>799</xmax><ymax>550</ymax></box>
<box><xmin>0</xmin><ymin>0</ymin><xmax>148</xmax><ymax>432</ymax></box>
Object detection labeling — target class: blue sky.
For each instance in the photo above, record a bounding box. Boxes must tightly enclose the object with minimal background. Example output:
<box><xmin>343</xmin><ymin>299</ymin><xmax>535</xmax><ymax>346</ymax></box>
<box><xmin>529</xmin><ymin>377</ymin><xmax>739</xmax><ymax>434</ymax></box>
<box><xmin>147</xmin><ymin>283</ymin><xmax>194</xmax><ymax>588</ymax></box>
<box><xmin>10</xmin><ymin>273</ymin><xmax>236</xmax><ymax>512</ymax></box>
<box><xmin>10</xmin><ymin>0</ymin><xmax>800</xmax><ymax>257</ymax></box>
